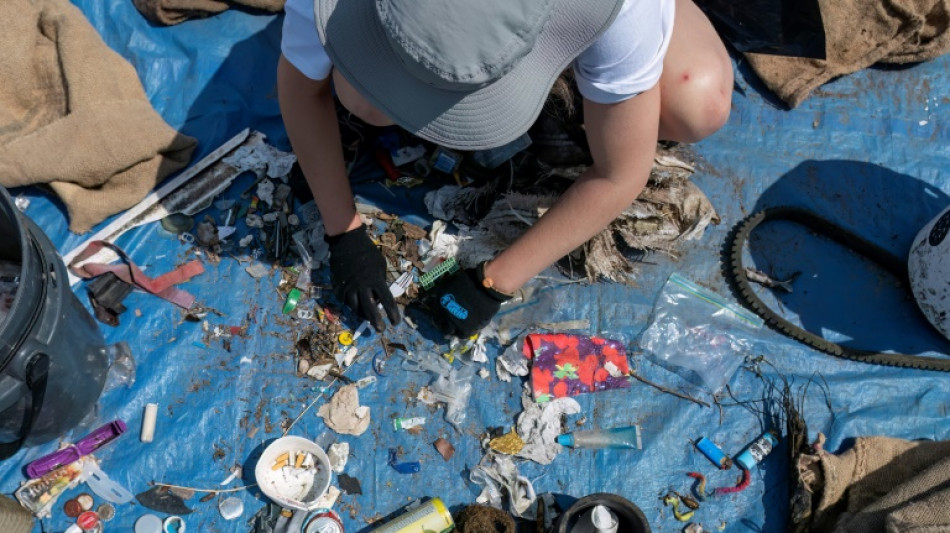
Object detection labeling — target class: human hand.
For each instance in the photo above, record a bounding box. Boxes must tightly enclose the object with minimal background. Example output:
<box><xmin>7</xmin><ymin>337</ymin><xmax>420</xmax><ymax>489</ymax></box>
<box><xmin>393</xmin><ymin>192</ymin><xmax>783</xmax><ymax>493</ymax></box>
<box><xmin>327</xmin><ymin>227</ymin><xmax>400</xmax><ymax>330</ymax></box>
<box><xmin>428</xmin><ymin>265</ymin><xmax>511</xmax><ymax>338</ymax></box>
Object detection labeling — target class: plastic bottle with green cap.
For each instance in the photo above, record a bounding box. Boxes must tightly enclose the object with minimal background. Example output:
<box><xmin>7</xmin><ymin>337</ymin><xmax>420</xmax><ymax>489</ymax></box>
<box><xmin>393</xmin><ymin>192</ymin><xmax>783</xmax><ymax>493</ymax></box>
<box><xmin>556</xmin><ymin>425</ymin><xmax>642</xmax><ymax>450</ymax></box>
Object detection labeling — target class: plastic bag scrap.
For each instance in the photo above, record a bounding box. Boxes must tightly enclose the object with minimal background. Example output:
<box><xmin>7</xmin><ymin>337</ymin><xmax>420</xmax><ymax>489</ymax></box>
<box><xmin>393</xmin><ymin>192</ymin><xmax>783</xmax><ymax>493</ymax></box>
<box><xmin>470</xmin><ymin>453</ymin><xmax>538</xmax><ymax>517</ymax></box>
<box><xmin>293</xmin><ymin>201</ymin><xmax>330</xmax><ymax>269</ymax></box>
<box><xmin>638</xmin><ymin>273</ymin><xmax>764</xmax><ymax>393</ymax></box>
<box><xmin>496</xmin><ymin>342</ymin><xmax>529</xmax><ymax>382</ymax></box>
<box><xmin>103</xmin><ymin>342</ymin><xmax>135</xmax><ymax>392</ymax></box>
<box><xmin>429</xmin><ymin>366</ymin><xmax>475</xmax><ymax>432</ymax></box>
<box><xmin>222</xmin><ymin>140</ymin><xmax>296</xmax><ymax>181</ymax></box>
<box><xmin>401</xmin><ymin>349</ymin><xmax>475</xmax><ymax>431</ymax></box>
<box><xmin>514</xmin><ymin>386</ymin><xmax>581</xmax><ymax>465</ymax></box>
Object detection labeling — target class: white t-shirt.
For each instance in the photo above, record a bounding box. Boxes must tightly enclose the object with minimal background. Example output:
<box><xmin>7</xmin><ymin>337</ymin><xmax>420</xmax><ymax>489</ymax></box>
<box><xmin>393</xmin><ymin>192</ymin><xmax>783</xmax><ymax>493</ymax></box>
<box><xmin>281</xmin><ymin>0</ymin><xmax>675</xmax><ymax>104</ymax></box>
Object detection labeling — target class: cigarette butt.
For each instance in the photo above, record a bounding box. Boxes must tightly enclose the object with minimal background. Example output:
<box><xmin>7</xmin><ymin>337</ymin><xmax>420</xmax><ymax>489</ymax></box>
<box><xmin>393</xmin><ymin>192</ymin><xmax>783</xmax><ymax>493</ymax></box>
<box><xmin>294</xmin><ymin>452</ymin><xmax>305</xmax><ymax>468</ymax></box>
<box><xmin>271</xmin><ymin>459</ymin><xmax>288</xmax><ymax>471</ymax></box>
<box><xmin>275</xmin><ymin>452</ymin><xmax>289</xmax><ymax>463</ymax></box>
<box><xmin>141</xmin><ymin>403</ymin><xmax>158</xmax><ymax>443</ymax></box>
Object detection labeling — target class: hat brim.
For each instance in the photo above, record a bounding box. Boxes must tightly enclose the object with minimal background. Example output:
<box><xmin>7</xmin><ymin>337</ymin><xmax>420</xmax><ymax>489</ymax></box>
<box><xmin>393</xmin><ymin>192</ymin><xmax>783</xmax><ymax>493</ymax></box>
<box><xmin>314</xmin><ymin>0</ymin><xmax>623</xmax><ymax>150</ymax></box>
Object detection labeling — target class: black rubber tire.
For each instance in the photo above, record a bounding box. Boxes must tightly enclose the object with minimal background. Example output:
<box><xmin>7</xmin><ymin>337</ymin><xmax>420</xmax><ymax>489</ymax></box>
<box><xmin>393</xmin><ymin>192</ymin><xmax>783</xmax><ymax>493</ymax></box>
<box><xmin>727</xmin><ymin>206</ymin><xmax>950</xmax><ymax>372</ymax></box>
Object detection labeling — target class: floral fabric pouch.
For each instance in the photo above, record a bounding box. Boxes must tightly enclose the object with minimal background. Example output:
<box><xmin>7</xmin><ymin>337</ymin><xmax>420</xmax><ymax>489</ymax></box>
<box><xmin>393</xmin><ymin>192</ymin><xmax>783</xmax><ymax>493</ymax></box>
<box><xmin>523</xmin><ymin>333</ymin><xmax>631</xmax><ymax>403</ymax></box>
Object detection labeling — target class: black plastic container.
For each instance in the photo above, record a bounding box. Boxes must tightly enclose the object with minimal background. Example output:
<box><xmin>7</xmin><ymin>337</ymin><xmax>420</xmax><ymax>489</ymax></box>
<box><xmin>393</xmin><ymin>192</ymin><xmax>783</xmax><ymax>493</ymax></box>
<box><xmin>554</xmin><ymin>493</ymin><xmax>651</xmax><ymax>533</ymax></box>
<box><xmin>0</xmin><ymin>186</ymin><xmax>108</xmax><ymax>459</ymax></box>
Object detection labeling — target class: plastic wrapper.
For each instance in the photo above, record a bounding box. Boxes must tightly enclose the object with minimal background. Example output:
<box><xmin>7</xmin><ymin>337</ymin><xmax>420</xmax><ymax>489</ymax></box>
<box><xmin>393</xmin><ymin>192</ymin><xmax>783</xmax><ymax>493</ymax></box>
<box><xmin>15</xmin><ymin>458</ymin><xmax>87</xmax><ymax>518</ymax></box>
<box><xmin>638</xmin><ymin>273</ymin><xmax>764</xmax><ymax>393</ymax></box>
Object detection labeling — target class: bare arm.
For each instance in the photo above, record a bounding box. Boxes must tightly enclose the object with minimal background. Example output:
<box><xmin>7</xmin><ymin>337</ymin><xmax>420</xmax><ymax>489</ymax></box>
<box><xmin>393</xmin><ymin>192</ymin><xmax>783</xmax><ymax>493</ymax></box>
<box><xmin>484</xmin><ymin>85</ymin><xmax>662</xmax><ymax>293</ymax></box>
<box><xmin>277</xmin><ymin>55</ymin><xmax>361</xmax><ymax>236</ymax></box>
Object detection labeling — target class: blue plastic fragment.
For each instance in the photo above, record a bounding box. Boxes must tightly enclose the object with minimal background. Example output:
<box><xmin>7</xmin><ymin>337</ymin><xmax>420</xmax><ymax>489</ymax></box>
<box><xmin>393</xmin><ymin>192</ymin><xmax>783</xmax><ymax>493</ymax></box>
<box><xmin>388</xmin><ymin>448</ymin><xmax>420</xmax><ymax>474</ymax></box>
<box><xmin>392</xmin><ymin>461</ymin><xmax>421</xmax><ymax>474</ymax></box>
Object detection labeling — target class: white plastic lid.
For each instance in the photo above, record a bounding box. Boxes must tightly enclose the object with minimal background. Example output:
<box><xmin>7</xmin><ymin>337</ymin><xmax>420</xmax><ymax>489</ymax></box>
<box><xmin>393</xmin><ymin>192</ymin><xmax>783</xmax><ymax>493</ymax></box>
<box><xmin>134</xmin><ymin>514</ymin><xmax>163</xmax><ymax>533</ymax></box>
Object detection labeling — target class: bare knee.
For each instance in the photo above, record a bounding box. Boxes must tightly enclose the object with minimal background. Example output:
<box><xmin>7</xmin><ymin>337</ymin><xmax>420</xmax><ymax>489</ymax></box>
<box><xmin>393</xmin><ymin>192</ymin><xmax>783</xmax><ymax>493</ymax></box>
<box><xmin>659</xmin><ymin>64</ymin><xmax>733</xmax><ymax>143</ymax></box>
<box><xmin>658</xmin><ymin>0</ymin><xmax>734</xmax><ymax>143</ymax></box>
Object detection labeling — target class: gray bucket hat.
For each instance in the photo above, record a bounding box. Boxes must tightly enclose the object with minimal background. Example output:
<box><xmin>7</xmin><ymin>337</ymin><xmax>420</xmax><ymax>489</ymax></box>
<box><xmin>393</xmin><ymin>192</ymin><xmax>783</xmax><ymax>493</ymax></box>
<box><xmin>314</xmin><ymin>0</ymin><xmax>625</xmax><ymax>150</ymax></box>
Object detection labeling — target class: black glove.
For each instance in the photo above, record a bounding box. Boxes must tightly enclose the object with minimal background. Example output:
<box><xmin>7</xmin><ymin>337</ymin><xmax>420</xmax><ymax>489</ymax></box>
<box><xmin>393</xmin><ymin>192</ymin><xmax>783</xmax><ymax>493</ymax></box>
<box><xmin>327</xmin><ymin>227</ymin><xmax>400</xmax><ymax>331</ymax></box>
<box><xmin>428</xmin><ymin>264</ymin><xmax>512</xmax><ymax>338</ymax></box>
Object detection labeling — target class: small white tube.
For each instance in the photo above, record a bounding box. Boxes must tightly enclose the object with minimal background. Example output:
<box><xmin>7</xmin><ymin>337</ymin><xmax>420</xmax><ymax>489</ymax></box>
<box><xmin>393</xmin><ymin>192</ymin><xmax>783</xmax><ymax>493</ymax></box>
<box><xmin>141</xmin><ymin>403</ymin><xmax>158</xmax><ymax>443</ymax></box>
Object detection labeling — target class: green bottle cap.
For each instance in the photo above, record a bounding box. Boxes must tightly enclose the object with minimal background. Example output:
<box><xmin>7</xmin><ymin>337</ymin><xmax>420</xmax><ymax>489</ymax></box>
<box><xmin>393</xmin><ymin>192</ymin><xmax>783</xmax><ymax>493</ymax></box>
<box><xmin>282</xmin><ymin>288</ymin><xmax>302</xmax><ymax>314</ymax></box>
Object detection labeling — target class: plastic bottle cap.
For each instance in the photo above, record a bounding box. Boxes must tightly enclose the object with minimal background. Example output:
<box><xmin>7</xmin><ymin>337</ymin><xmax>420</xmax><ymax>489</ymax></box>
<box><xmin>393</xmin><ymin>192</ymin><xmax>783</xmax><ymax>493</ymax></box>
<box><xmin>556</xmin><ymin>434</ymin><xmax>574</xmax><ymax>447</ymax></box>
<box><xmin>135</xmin><ymin>514</ymin><xmax>164</xmax><ymax>533</ymax></box>
<box><xmin>282</xmin><ymin>288</ymin><xmax>302</xmax><ymax>314</ymax></box>
<box><xmin>76</xmin><ymin>493</ymin><xmax>94</xmax><ymax>511</ymax></box>
<box><xmin>64</xmin><ymin>499</ymin><xmax>83</xmax><ymax>517</ymax></box>
<box><xmin>338</xmin><ymin>331</ymin><xmax>354</xmax><ymax>346</ymax></box>
<box><xmin>96</xmin><ymin>503</ymin><xmax>116</xmax><ymax>522</ymax></box>
<box><xmin>77</xmin><ymin>511</ymin><xmax>99</xmax><ymax>529</ymax></box>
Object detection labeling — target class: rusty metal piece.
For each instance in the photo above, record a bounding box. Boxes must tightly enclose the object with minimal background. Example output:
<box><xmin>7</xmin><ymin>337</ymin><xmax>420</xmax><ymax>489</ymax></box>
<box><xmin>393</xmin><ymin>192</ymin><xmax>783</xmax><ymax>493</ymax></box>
<box><xmin>434</xmin><ymin>438</ymin><xmax>455</xmax><ymax>461</ymax></box>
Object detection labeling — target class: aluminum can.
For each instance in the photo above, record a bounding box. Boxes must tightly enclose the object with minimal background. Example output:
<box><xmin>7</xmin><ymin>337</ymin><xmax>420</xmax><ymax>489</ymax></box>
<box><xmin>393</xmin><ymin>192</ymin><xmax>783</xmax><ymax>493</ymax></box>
<box><xmin>305</xmin><ymin>510</ymin><xmax>344</xmax><ymax>533</ymax></box>
<box><xmin>369</xmin><ymin>498</ymin><xmax>454</xmax><ymax>533</ymax></box>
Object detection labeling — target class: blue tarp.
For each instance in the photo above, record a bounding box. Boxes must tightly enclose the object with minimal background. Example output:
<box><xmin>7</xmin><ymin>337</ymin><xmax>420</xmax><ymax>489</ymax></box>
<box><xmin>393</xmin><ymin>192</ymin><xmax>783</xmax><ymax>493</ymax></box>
<box><xmin>2</xmin><ymin>2</ymin><xmax>950</xmax><ymax>532</ymax></box>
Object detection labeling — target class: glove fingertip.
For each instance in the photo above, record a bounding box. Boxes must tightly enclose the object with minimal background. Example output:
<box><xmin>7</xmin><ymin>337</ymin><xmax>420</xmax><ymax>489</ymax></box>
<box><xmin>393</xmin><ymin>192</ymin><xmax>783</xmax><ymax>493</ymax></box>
<box><xmin>383</xmin><ymin>298</ymin><xmax>401</xmax><ymax>326</ymax></box>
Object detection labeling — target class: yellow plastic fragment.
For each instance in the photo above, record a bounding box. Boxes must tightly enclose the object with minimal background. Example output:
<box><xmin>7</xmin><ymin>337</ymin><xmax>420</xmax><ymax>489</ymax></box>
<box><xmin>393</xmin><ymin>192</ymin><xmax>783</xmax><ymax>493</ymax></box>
<box><xmin>488</xmin><ymin>431</ymin><xmax>525</xmax><ymax>455</ymax></box>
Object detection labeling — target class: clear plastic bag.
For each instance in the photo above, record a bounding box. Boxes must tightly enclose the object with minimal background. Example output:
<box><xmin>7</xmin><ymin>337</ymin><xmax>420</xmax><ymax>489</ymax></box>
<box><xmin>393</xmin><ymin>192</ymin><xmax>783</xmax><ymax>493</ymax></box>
<box><xmin>638</xmin><ymin>273</ymin><xmax>763</xmax><ymax>393</ymax></box>
<box><xmin>103</xmin><ymin>342</ymin><xmax>135</xmax><ymax>392</ymax></box>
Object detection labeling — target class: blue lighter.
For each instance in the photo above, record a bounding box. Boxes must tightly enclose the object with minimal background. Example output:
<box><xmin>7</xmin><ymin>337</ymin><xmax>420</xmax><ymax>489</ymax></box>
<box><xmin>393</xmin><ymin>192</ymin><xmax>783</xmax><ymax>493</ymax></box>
<box><xmin>695</xmin><ymin>437</ymin><xmax>733</xmax><ymax>469</ymax></box>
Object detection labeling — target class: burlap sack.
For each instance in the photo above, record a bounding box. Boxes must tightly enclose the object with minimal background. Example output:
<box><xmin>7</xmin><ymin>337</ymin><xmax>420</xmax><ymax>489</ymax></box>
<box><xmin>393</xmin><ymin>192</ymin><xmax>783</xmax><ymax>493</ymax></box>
<box><xmin>0</xmin><ymin>494</ymin><xmax>32</xmax><ymax>533</ymax></box>
<box><xmin>802</xmin><ymin>436</ymin><xmax>950</xmax><ymax>532</ymax></box>
<box><xmin>132</xmin><ymin>0</ymin><xmax>285</xmax><ymax>26</ymax></box>
<box><xmin>746</xmin><ymin>0</ymin><xmax>950</xmax><ymax>108</ymax></box>
<box><xmin>0</xmin><ymin>0</ymin><xmax>197</xmax><ymax>233</ymax></box>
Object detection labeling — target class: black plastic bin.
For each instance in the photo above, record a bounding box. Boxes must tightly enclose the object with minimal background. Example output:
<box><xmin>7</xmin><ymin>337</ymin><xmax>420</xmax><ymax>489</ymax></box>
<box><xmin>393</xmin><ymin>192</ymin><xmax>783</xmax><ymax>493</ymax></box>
<box><xmin>0</xmin><ymin>186</ymin><xmax>108</xmax><ymax>459</ymax></box>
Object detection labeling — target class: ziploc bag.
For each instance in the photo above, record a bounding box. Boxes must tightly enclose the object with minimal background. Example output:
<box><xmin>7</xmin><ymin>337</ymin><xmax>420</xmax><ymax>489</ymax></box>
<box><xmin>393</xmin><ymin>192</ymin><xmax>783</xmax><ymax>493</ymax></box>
<box><xmin>638</xmin><ymin>273</ymin><xmax>764</xmax><ymax>393</ymax></box>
